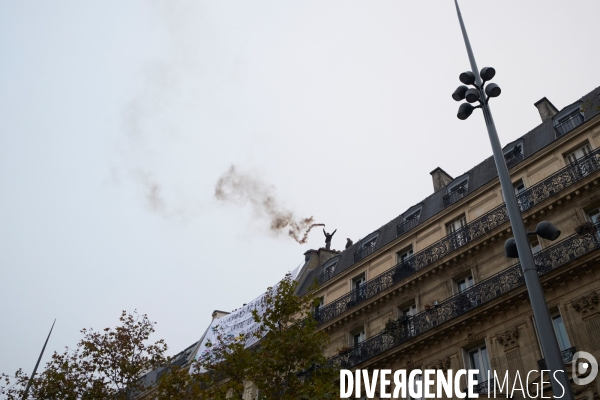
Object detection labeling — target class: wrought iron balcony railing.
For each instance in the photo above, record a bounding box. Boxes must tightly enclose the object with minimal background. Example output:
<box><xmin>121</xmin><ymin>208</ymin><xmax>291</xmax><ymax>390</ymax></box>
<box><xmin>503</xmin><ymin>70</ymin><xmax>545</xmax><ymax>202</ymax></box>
<box><xmin>328</xmin><ymin>225</ymin><xmax>600</xmax><ymax>369</ymax></box>
<box><xmin>555</xmin><ymin>111</ymin><xmax>585</xmax><ymax>137</ymax></box>
<box><xmin>316</xmin><ymin>148</ymin><xmax>600</xmax><ymax>326</ymax></box>
<box><xmin>505</xmin><ymin>145</ymin><xmax>524</xmax><ymax>169</ymax></box>
<box><xmin>472</xmin><ymin>380</ymin><xmax>493</xmax><ymax>395</ymax></box>
<box><xmin>443</xmin><ymin>184</ymin><xmax>468</xmax><ymax>208</ymax></box>
<box><xmin>516</xmin><ymin>149</ymin><xmax>600</xmax><ymax>211</ymax></box>
<box><xmin>537</xmin><ymin>346</ymin><xmax>577</xmax><ymax>370</ymax></box>
<box><xmin>354</xmin><ymin>242</ymin><xmax>376</xmax><ymax>262</ymax></box>
<box><xmin>397</xmin><ymin>216</ymin><xmax>420</xmax><ymax>236</ymax></box>
<box><xmin>316</xmin><ymin>266</ymin><xmax>335</xmax><ymax>285</ymax></box>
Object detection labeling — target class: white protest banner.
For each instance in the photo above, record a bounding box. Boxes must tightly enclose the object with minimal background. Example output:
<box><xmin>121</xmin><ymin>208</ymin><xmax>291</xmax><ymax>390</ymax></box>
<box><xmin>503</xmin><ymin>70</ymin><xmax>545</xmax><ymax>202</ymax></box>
<box><xmin>191</xmin><ymin>265</ymin><xmax>301</xmax><ymax>372</ymax></box>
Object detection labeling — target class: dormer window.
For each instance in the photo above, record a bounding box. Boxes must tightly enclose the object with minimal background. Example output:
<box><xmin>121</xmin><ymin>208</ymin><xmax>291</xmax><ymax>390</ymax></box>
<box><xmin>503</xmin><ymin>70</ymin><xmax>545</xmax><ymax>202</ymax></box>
<box><xmin>443</xmin><ymin>178</ymin><xmax>469</xmax><ymax>208</ymax></box>
<box><xmin>397</xmin><ymin>207</ymin><xmax>422</xmax><ymax>236</ymax></box>
<box><xmin>554</xmin><ymin>102</ymin><xmax>584</xmax><ymax>137</ymax></box>
<box><xmin>353</xmin><ymin>233</ymin><xmax>378</xmax><ymax>262</ymax></box>
<box><xmin>504</xmin><ymin>140</ymin><xmax>524</xmax><ymax>169</ymax></box>
<box><xmin>316</xmin><ymin>257</ymin><xmax>339</xmax><ymax>285</ymax></box>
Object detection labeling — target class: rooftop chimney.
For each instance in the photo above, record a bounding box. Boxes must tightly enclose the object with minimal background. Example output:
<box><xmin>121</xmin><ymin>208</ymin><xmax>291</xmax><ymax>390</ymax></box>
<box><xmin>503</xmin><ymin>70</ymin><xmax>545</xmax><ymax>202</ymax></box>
<box><xmin>534</xmin><ymin>97</ymin><xmax>559</xmax><ymax>122</ymax></box>
<box><xmin>211</xmin><ymin>310</ymin><xmax>230</xmax><ymax>320</ymax></box>
<box><xmin>430</xmin><ymin>167</ymin><xmax>454</xmax><ymax>192</ymax></box>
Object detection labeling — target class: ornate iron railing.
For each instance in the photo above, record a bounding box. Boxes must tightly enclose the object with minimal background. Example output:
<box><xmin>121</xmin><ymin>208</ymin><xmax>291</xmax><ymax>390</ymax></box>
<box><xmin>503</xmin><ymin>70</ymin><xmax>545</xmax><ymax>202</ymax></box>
<box><xmin>516</xmin><ymin>149</ymin><xmax>600</xmax><ymax>211</ymax></box>
<box><xmin>443</xmin><ymin>184</ymin><xmax>468</xmax><ymax>208</ymax></box>
<box><xmin>397</xmin><ymin>215</ymin><xmax>420</xmax><ymax>236</ymax></box>
<box><xmin>505</xmin><ymin>144</ymin><xmax>524</xmax><ymax>169</ymax></box>
<box><xmin>316</xmin><ymin>148</ymin><xmax>600</xmax><ymax>326</ymax></box>
<box><xmin>316</xmin><ymin>265</ymin><xmax>335</xmax><ymax>285</ymax></box>
<box><xmin>328</xmin><ymin>225</ymin><xmax>600</xmax><ymax>369</ymax></box>
<box><xmin>555</xmin><ymin>111</ymin><xmax>584</xmax><ymax>136</ymax></box>
<box><xmin>472</xmin><ymin>379</ymin><xmax>492</xmax><ymax>395</ymax></box>
<box><xmin>537</xmin><ymin>346</ymin><xmax>577</xmax><ymax>370</ymax></box>
<box><xmin>354</xmin><ymin>240</ymin><xmax>377</xmax><ymax>262</ymax></box>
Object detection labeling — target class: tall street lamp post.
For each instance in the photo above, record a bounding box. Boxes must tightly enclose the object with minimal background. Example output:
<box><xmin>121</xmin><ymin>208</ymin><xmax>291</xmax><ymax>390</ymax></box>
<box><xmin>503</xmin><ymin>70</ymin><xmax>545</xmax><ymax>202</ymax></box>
<box><xmin>451</xmin><ymin>1</ymin><xmax>574</xmax><ymax>399</ymax></box>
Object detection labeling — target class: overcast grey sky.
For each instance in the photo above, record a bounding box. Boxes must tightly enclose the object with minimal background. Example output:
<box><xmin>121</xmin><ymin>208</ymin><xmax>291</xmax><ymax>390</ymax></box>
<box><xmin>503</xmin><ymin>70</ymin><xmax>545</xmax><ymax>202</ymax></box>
<box><xmin>1</xmin><ymin>0</ymin><xmax>599</xmax><ymax>377</ymax></box>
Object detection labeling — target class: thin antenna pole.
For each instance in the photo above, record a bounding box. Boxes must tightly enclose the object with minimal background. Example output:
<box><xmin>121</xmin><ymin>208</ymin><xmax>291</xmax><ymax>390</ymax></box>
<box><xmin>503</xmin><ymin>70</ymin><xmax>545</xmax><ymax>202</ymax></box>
<box><xmin>22</xmin><ymin>319</ymin><xmax>56</xmax><ymax>400</ymax></box>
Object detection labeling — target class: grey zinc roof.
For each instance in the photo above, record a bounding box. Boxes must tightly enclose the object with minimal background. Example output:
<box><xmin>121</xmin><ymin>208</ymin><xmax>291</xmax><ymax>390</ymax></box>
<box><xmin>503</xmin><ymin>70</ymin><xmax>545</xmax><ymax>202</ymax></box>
<box><xmin>297</xmin><ymin>86</ymin><xmax>600</xmax><ymax>296</ymax></box>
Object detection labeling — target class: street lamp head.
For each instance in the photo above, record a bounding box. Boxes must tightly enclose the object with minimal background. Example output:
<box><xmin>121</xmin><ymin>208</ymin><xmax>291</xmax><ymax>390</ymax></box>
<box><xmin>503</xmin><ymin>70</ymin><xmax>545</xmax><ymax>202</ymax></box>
<box><xmin>465</xmin><ymin>88</ymin><xmax>480</xmax><ymax>103</ymax></box>
<box><xmin>480</xmin><ymin>67</ymin><xmax>496</xmax><ymax>82</ymax></box>
<box><xmin>504</xmin><ymin>238</ymin><xmax>519</xmax><ymax>258</ymax></box>
<box><xmin>452</xmin><ymin>85</ymin><xmax>469</xmax><ymax>101</ymax></box>
<box><xmin>534</xmin><ymin>221</ymin><xmax>561</xmax><ymax>241</ymax></box>
<box><xmin>485</xmin><ymin>83</ymin><xmax>502</xmax><ymax>98</ymax></box>
<box><xmin>459</xmin><ymin>71</ymin><xmax>476</xmax><ymax>85</ymax></box>
<box><xmin>457</xmin><ymin>103</ymin><xmax>475</xmax><ymax>120</ymax></box>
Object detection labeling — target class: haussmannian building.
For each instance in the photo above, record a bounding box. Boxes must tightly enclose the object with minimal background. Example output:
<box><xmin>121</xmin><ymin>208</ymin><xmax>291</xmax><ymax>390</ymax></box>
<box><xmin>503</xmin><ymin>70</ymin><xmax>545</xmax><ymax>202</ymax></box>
<box><xmin>294</xmin><ymin>86</ymin><xmax>600</xmax><ymax>399</ymax></box>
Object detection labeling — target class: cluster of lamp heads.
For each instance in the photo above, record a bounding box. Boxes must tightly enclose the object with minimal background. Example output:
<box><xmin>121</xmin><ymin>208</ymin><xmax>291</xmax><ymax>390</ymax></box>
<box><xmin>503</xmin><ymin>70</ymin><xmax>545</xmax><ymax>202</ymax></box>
<box><xmin>452</xmin><ymin>67</ymin><xmax>502</xmax><ymax>120</ymax></box>
<box><xmin>504</xmin><ymin>221</ymin><xmax>561</xmax><ymax>259</ymax></box>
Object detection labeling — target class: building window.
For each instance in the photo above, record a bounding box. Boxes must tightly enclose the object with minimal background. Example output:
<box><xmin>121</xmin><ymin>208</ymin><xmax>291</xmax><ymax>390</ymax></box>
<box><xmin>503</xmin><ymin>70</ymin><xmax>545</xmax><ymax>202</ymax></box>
<box><xmin>317</xmin><ymin>257</ymin><xmax>339</xmax><ymax>285</ymax></box>
<box><xmin>313</xmin><ymin>296</ymin><xmax>324</xmax><ymax>321</ymax></box>
<box><xmin>513</xmin><ymin>179</ymin><xmax>526</xmax><ymax>195</ymax></box>
<box><xmin>456</xmin><ymin>275</ymin><xmax>474</xmax><ymax>293</ymax></box>
<box><xmin>512</xmin><ymin>178</ymin><xmax>531</xmax><ymax>211</ymax></box>
<box><xmin>589</xmin><ymin>207</ymin><xmax>600</xmax><ymax>224</ymax></box>
<box><xmin>354</xmin><ymin>233</ymin><xmax>378</xmax><ymax>262</ymax></box>
<box><xmin>586</xmin><ymin>208</ymin><xmax>600</xmax><ymax>240</ymax></box>
<box><xmin>399</xmin><ymin>301</ymin><xmax>417</xmax><ymax>337</ymax></box>
<box><xmin>468</xmin><ymin>345</ymin><xmax>491</xmax><ymax>385</ymax></box>
<box><xmin>504</xmin><ymin>141</ymin><xmax>524</xmax><ymax>169</ymax></box>
<box><xmin>396</xmin><ymin>246</ymin><xmax>414</xmax><ymax>265</ymax></box>
<box><xmin>447</xmin><ymin>215</ymin><xmax>469</xmax><ymax>249</ymax></box>
<box><xmin>551</xmin><ymin>313</ymin><xmax>572</xmax><ymax>351</ymax></box>
<box><xmin>351</xmin><ymin>273</ymin><xmax>367</xmax><ymax>303</ymax></box>
<box><xmin>534</xmin><ymin>309</ymin><xmax>575</xmax><ymax>366</ymax></box>
<box><xmin>397</xmin><ymin>208</ymin><xmax>422</xmax><ymax>236</ymax></box>
<box><xmin>400</xmin><ymin>303</ymin><xmax>417</xmax><ymax>317</ymax></box>
<box><xmin>554</xmin><ymin>102</ymin><xmax>584</xmax><ymax>137</ymax></box>
<box><xmin>455</xmin><ymin>274</ymin><xmax>477</xmax><ymax>310</ymax></box>
<box><xmin>565</xmin><ymin>142</ymin><xmax>597</xmax><ymax>178</ymax></box>
<box><xmin>534</xmin><ymin>310</ymin><xmax>576</xmax><ymax>370</ymax></box>
<box><xmin>530</xmin><ymin>239</ymin><xmax>542</xmax><ymax>254</ymax></box>
<box><xmin>443</xmin><ymin>179</ymin><xmax>469</xmax><ymax>208</ymax></box>
<box><xmin>351</xmin><ymin>328</ymin><xmax>365</xmax><ymax>347</ymax></box>
<box><xmin>565</xmin><ymin>142</ymin><xmax>592</xmax><ymax>164</ymax></box>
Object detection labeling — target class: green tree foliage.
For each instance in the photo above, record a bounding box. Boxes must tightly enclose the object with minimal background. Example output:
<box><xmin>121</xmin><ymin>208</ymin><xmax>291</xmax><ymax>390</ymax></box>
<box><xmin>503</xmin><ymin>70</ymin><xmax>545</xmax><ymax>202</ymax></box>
<box><xmin>157</xmin><ymin>273</ymin><xmax>337</xmax><ymax>400</ymax></box>
<box><xmin>1</xmin><ymin>311</ymin><xmax>167</xmax><ymax>400</ymax></box>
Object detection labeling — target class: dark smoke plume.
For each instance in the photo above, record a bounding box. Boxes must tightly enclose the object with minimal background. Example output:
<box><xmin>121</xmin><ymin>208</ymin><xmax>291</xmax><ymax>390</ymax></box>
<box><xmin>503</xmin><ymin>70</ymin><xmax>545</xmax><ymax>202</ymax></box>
<box><xmin>215</xmin><ymin>165</ymin><xmax>324</xmax><ymax>244</ymax></box>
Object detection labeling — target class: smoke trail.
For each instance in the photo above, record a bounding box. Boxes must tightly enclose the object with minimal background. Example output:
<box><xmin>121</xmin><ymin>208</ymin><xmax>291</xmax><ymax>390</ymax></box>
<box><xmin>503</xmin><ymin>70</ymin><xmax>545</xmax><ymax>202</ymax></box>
<box><xmin>215</xmin><ymin>165</ymin><xmax>324</xmax><ymax>244</ymax></box>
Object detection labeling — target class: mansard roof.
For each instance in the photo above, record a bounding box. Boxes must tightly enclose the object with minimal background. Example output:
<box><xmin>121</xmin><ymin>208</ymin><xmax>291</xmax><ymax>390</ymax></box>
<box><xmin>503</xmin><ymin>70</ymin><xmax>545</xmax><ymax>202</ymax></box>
<box><xmin>297</xmin><ymin>86</ymin><xmax>600</xmax><ymax>296</ymax></box>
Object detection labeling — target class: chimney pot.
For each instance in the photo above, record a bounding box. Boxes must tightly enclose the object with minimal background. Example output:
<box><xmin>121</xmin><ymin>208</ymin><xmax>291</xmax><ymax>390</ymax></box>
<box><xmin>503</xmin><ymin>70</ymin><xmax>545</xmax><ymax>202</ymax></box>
<box><xmin>430</xmin><ymin>167</ymin><xmax>454</xmax><ymax>192</ymax></box>
<box><xmin>534</xmin><ymin>97</ymin><xmax>559</xmax><ymax>122</ymax></box>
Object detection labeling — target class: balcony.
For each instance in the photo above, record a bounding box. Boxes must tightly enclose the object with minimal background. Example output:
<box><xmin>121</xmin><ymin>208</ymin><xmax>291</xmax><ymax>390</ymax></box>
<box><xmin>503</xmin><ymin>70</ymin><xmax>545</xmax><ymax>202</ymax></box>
<box><xmin>397</xmin><ymin>215</ymin><xmax>420</xmax><ymax>236</ymax></box>
<box><xmin>537</xmin><ymin>346</ymin><xmax>577</xmax><ymax>370</ymax></box>
<box><xmin>472</xmin><ymin>380</ymin><xmax>493</xmax><ymax>395</ymax></box>
<box><xmin>555</xmin><ymin>110</ymin><xmax>584</xmax><ymax>136</ymax></box>
<box><xmin>354</xmin><ymin>243</ymin><xmax>376</xmax><ymax>262</ymax></box>
<box><xmin>316</xmin><ymin>147</ymin><xmax>600</xmax><ymax>327</ymax></box>
<box><xmin>316</xmin><ymin>266</ymin><xmax>335</xmax><ymax>285</ymax></box>
<box><xmin>443</xmin><ymin>184</ymin><xmax>468</xmax><ymax>208</ymax></box>
<box><xmin>504</xmin><ymin>144</ymin><xmax>524</xmax><ymax>169</ymax></box>
<box><xmin>329</xmin><ymin>224</ymin><xmax>600</xmax><ymax>369</ymax></box>
<box><xmin>516</xmin><ymin>149</ymin><xmax>600</xmax><ymax>211</ymax></box>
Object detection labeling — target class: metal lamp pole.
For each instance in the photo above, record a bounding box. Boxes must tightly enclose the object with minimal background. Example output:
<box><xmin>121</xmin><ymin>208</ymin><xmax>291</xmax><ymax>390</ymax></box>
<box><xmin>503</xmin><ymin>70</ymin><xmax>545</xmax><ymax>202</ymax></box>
<box><xmin>452</xmin><ymin>1</ymin><xmax>574</xmax><ymax>399</ymax></box>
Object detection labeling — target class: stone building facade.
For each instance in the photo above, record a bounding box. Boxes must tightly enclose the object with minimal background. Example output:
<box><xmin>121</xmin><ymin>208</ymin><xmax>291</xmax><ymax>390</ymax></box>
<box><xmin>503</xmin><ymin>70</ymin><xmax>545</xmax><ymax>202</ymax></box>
<box><xmin>295</xmin><ymin>87</ymin><xmax>600</xmax><ymax>399</ymax></box>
